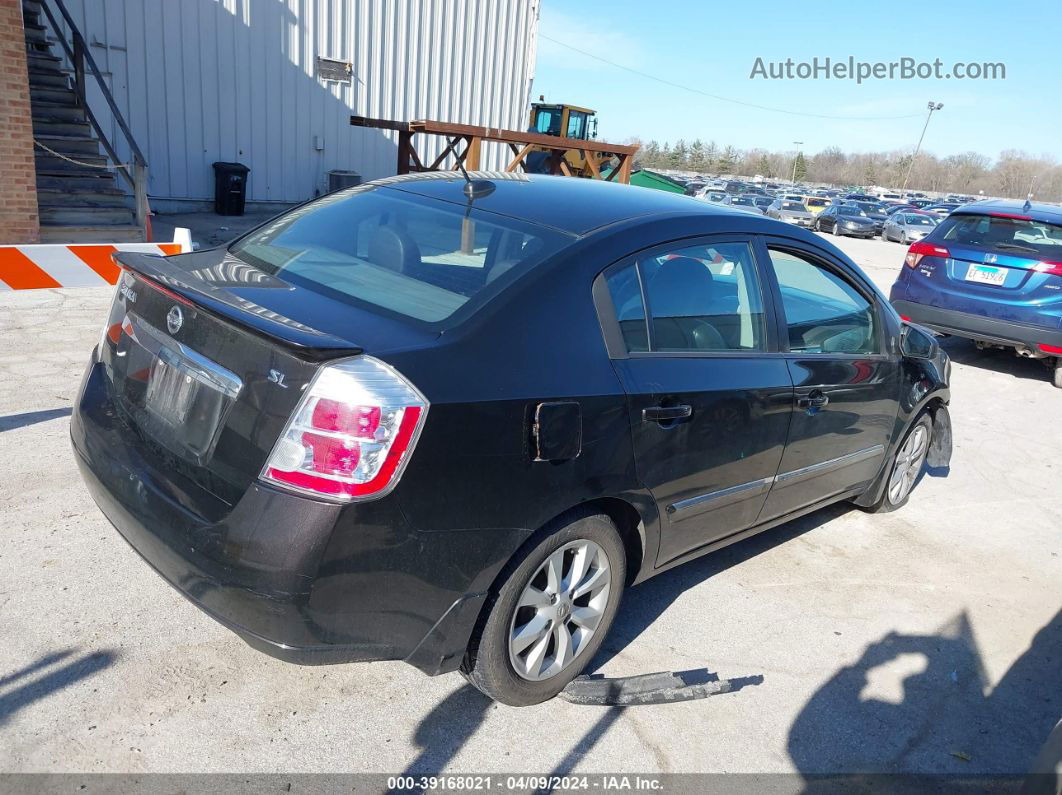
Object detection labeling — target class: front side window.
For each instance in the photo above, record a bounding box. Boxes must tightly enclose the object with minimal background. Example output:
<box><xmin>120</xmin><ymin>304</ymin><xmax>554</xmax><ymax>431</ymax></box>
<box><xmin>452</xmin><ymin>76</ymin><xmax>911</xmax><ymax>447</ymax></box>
<box><xmin>230</xmin><ymin>189</ymin><xmax>567</xmax><ymax>323</ymax></box>
<box><xmin>767</xmin><ymin>249</ymin><xmax>878</xmax><ymax>355</ymax></box>
<box><xmin>612</xmin><ymin>242</ymin><xmax>767</xmax><ymax>353</ymax></box>
<box><xmin>565</xmin><ymin>111</ymin><xmax>587</xmax><ymax>139</ymax></box>
<box><xmin>534</xmin><ymin>107</ymin><xmax>562</xmax><ymax>135</ymax></box>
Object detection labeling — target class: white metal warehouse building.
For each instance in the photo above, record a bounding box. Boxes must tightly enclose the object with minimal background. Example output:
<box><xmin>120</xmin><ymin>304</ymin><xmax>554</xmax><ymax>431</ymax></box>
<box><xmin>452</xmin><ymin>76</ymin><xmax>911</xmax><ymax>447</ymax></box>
<box><xmin>56</xmin><ymin>0</ymin><xmax>541</xmax><ymax>210</ymax></box>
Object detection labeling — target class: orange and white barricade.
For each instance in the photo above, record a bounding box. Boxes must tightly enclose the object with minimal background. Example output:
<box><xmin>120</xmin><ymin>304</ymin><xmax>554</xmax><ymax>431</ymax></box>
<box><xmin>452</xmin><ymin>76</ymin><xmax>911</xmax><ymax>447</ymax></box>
<box><xmin>0</xmin><ymin>229</ymin><xmax>192</xmax><ymax>290</ymax></box>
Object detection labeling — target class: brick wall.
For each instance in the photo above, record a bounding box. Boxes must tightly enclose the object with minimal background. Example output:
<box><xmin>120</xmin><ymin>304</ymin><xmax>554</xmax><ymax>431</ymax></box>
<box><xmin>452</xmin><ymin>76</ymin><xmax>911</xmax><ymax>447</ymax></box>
<box><xmin>0</xmin><ymin>0</ymin><xmax>39</xmax><ymax>244</ymax></box>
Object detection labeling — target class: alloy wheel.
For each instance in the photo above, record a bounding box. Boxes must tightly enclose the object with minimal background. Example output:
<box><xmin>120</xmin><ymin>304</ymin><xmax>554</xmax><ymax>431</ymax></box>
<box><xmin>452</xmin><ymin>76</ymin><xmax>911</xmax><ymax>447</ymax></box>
<box><xmin>888</xmin><ymin>424</ymin><xmax>928</xmax><ymax>504</ymax></box>
<box><xmin>508</xmin><ymin>539</ymin><xmax>612</xmax><ymax>681</ymax></box>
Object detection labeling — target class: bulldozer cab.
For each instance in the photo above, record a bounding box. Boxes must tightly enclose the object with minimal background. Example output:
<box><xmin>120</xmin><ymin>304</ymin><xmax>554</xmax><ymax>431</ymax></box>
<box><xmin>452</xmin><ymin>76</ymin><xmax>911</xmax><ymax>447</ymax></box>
<box><xmin>529</xmin><ymin>103</ymin><xmax>597</xmax><ymax>141</ymax></box>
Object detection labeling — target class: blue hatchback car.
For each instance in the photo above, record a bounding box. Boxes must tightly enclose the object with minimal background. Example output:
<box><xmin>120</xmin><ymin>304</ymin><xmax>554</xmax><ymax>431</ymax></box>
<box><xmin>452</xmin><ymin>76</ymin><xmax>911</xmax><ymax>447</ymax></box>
<box><xmin>889</xmin><ymin>199</ymin><xmax>1062</xmax><ymax>388</ymax></box>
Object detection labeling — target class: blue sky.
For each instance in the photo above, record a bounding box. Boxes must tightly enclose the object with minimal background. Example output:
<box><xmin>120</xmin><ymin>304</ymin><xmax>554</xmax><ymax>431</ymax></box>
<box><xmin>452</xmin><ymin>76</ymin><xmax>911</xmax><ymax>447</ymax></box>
<box><xmin>532</xmin><ymin>0</ymin><xmax>1060</xmax><ymax>163</ymax></box>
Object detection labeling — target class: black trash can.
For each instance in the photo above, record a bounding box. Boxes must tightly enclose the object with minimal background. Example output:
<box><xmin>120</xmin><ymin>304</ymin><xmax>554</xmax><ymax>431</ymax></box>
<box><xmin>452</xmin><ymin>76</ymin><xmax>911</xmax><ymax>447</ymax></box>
<box><xmin>212</xmin><ymin>161</ymin><xmax>249</xmax><ymax>215</ymax></box>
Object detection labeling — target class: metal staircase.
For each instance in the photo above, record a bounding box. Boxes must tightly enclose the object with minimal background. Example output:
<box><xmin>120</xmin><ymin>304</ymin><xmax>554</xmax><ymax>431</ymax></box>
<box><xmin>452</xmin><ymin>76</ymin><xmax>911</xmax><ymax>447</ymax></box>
<box><xmin>23</xmin><ymin>0</ymin><xmax>148</xmax><ymax>242</ymax></box>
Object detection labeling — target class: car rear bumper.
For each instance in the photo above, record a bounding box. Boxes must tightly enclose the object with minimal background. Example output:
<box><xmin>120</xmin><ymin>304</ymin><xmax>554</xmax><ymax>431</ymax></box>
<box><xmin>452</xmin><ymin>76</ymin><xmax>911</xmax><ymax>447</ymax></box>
<box><xmin>71</xmin><ymin>357</ymin><xmax>488</xmax><ymax>674</ymax></box>
<box><xmin>892</xmin><ymin>300</ymin><xmax>1062</xmax><ymax>350</ymax></box>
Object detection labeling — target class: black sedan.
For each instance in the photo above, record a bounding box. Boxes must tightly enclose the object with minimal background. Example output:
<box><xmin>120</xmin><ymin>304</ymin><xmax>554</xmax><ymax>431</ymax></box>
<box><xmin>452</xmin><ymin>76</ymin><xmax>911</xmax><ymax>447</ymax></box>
<box><xmin>814</xmin><ymin>204</ymin><xmax>878</xmax><ymax>238</ymax></box>
<box><xmin>72</xmin><ymin>173</ymin><xmax>952</xmax><ymax>706</ymax></box>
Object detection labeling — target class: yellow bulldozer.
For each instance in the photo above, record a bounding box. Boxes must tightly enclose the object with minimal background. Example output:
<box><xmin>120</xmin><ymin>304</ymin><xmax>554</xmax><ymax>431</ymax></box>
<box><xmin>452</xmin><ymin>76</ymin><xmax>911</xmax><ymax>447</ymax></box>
<box><xmin>527</xmin><ymin>99</ymin><xmax>610</xmax><ymax>178</ymax></box>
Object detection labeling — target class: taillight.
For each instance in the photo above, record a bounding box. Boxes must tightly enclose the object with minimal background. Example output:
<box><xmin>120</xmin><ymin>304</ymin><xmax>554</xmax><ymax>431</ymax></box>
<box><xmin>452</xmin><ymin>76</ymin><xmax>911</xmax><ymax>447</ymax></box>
<box><xmin>1032</xmin><ymin>261</ymin><xmax>1062</xmax><ymax>277</ymax></box>
<box><xmin>905</xmin><ymin>241</ymin><xmax>950</xmax><ymax>269</ymax></box>
<box><xmin>1040</xmin><ymin>343</ymin><xmax>1062</xmax><ymax>355</ymax></box>
<box><xmin>262</xmin><ymin>356</ymin><xmax>429</xmax><ymax>502</ymax></box>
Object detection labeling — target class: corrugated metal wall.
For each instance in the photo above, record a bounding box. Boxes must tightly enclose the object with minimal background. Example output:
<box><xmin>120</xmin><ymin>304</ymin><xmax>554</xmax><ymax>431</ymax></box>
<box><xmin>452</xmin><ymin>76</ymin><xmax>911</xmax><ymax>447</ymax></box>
<box><xmin>56</xmin><ymin>0</ymin><xmax>540</xmax><ymax>204</ymax></box>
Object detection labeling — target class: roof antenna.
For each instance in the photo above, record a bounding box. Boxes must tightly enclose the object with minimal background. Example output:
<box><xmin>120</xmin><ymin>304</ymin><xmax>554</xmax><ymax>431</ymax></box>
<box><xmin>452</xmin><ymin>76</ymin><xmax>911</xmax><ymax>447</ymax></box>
<box><xmin>449</xmin><ymin>136</ymin><xmax>495</xmax><ymax>201</ymax></box>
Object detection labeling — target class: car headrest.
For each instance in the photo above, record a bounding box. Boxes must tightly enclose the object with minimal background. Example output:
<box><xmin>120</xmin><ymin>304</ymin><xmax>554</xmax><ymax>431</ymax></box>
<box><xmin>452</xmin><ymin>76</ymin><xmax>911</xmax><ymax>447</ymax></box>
<box><xmin>486</xmin><ymin>238</ymin><xmax>545</xmax><ymax>284</ymax></box>
<box><xmin>649</xmin><ymin>257</ymin><xmax>714</xmax><ymax>317</ymax></box>
<box><xmin>367</xmin><ymin>225</ymin><xmax>421</xmax><ymax>274</ymax></box>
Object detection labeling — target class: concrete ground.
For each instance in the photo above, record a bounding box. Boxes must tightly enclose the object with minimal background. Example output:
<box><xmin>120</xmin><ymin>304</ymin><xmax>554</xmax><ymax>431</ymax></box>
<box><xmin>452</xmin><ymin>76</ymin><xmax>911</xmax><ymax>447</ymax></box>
<box><xmin>0</xmin><ymin>233</ymin><xmax>1058</xmax><ymax>778</ymax></box>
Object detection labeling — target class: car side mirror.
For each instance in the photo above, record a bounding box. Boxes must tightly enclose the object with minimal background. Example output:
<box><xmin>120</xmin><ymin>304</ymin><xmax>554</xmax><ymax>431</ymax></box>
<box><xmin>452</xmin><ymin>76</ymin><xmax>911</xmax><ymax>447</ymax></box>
<box><xmin>900</xmin><ymin>324</ymin><xmax>937</xmax><ymax>359</ymax></box>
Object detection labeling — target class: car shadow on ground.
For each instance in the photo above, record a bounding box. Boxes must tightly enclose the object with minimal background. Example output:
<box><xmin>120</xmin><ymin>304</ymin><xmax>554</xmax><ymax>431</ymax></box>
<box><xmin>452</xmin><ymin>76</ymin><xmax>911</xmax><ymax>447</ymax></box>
<box><xmin>940</xmin><ymin>337</ymin><xmax>1053</xmax><ymax>384</ymax></box>
<box><xmin>789</xmin><ymin>608</ymin><xmax>1061</xmax><ymax>779</ymax></box>
<box><xmin>0</xmin><ymin>648</ymin><xmax>117</xmax><ymax>726</ymax></box>
<box><xmin>0</xmin><ymin>407</ymin><xmax>71</xmax><ymax>433</ymax></box>
<box><xmin>589</xmin><ymin>501</ymin><xmax>852</xmax><ymax>672</ymax></box>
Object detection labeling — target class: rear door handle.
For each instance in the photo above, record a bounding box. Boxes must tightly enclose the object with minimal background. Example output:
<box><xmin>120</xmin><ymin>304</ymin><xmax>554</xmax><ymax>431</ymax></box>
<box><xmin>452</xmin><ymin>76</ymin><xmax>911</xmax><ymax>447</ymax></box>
<box><xmin>797</xmin><ymin>391</ymin><xmax>830</xmax><ymax>409</ymax></box>
<box><xmin>643</xmin><ymin>405</ymin><xmax>693</xmax><ymax>423</ymax></box>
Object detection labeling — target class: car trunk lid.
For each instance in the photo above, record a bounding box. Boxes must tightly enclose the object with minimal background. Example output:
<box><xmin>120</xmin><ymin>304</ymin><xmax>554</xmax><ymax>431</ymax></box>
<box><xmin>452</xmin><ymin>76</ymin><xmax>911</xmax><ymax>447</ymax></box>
<box><xmin>99</xmin><ymin>250</ymin><xmax>432</xmax><ymax>506</ymax></box>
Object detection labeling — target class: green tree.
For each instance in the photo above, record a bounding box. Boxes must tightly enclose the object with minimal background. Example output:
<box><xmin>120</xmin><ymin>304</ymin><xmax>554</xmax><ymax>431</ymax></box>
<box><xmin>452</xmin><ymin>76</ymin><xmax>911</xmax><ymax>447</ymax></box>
<box><xmin>641</xmin><ymin>140</ymin><xmax>661</xmax><ymax>169</ymax></box>
<box><xmin>703</xmin><ymin>141</ymin><xmax>718</xmax><ymax>173</ymax></box>
<box><xmin>688</xmin><ymin>139</ymin><xmax>707</xmax><ymax>172</ymax></box>
<box><xmin>757</xmin><ymin>153</ymin><xmax>773</xmax><ymax>178</ymax></box>
<box><xmin>669</xmin><ymin>139</ymin><xmax>689</xmax><ymax>169</ymax></box>
<box><xmin>717</xmin><ymin>145</ymin><xmax>738</xmax><ymax>174</ymax></box>
<box><xmin>793</xmin><ymin>151</ymin><xmax>808</xmax><ymax>181</ymax></box>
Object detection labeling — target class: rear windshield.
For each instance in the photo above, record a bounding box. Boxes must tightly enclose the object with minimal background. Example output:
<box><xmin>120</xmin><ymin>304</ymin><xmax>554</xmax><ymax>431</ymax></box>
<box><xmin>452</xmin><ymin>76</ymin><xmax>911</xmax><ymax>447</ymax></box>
<box><xmin>230</xmin><ymin>188</ymin><xmax>568</xmax><ymax>323</ymax></box>
<box><xmin>806</xmin><ymin>198</ymin><xmax>828</xmax><ymax>208</ymax></box>
<box><xmin>935</xmin><ymin>213</ymin><xmax>1062</xmax><ymax>258</ymax></box>
<box><xmin>904</xmin><ymin>214</ymin><xmax>937</xmax><ymax>226</ymax></box>
<box><xmin>781</xmin><ymin>202</ymin><xmax>806</xmax><ymax>211</ymax></box>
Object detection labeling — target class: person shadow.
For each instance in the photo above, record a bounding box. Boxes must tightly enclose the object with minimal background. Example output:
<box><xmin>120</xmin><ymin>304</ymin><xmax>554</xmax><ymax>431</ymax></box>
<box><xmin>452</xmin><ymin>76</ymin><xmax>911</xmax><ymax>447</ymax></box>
<box><xmin>788</xmin><ymin>608</ymin><xmax>1061</xmax><ymax>786</ymax></box>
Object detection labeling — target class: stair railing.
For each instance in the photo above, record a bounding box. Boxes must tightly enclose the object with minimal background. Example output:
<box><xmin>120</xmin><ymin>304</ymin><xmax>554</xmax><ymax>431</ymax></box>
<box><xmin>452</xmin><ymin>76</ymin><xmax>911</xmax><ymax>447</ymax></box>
<box><xmin>36</xmin><ymin>0</ymin><xmax>149</xmax><ymax>237</ymax></box>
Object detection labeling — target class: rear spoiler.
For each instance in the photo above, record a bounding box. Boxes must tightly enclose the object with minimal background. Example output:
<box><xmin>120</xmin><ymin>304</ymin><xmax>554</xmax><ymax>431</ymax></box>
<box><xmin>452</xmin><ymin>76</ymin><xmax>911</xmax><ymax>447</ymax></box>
<box><xmin>114</xmin><ymin>251</ymin><xmax>363</xmax><ymax>361</ymax></box>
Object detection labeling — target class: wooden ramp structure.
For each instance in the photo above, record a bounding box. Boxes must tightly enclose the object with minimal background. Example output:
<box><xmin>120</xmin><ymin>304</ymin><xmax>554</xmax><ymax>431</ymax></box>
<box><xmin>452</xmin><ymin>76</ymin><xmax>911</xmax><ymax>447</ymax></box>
<box><xmin>350</xmin><ymin>116</ymin><xmax>638</xmax><ymax>183</ymax></box>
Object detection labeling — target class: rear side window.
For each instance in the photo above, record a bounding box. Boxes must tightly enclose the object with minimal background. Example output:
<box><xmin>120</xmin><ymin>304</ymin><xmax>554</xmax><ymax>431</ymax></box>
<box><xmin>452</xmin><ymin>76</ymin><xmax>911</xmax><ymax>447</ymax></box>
<box><xmin>230</xmin><ymin>189</ymin><xmax>568</xmax><ymax>323</ymax></box>
<box><xmin>605</xmin><ymin>265</ymin><xmax>648</xmax><ymax>352</ymax></box>
<box><xmin>935</xmin><ymin>214</ymin><xmax>1062</xmax><ymax>259</ymax></box>
<box><xmin>608</xmin><ymin>242</ymin><xmax>767</xmax><ymax>354</ymax></box>
<box><xmin>767</xmin><ymin>249</ymin><xmax>878</xmax><ymax>355</ymax></box>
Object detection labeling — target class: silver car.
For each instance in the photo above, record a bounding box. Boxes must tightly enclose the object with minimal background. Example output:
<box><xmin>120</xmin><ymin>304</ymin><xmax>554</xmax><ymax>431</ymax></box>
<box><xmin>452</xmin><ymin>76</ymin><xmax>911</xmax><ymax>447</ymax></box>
<box><xmin>767</xmin><ymin>198</ymin><xmax>815</xmax><ymax>227</ymax></box>
<box><xmin>882</xmin><ymin>211</ymin><xmax>939</xmax><ymax>244</ymax></box>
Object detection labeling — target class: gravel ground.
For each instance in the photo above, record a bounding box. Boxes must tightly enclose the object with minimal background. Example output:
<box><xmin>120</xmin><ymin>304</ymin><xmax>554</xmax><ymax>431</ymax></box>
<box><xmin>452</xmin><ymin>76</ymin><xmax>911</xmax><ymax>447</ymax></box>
<box><xmin>0</xmin><ymin>233</ymin><xmax>1058</xmax><ymax>779</ymax></box>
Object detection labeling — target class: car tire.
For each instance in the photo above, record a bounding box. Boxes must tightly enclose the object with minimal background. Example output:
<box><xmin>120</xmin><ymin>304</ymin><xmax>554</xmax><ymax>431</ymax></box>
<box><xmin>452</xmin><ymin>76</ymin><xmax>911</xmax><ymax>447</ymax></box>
<box><xmin>861</xmin><ymin>413</ymin><xmax>933</xmax><ymax>513</ymax></box>
<box><xmin>1053</xmin><ymin>358</ymin><xmax>1062</xmax><ymax>389</ymax></box>
<box><xmin>461</xmin><ymin>510</ymin><xmax>626</xmax><ymax>706</ymax></box>
<box><xmin>832</xmin><ymin>221</ymin><xmax>842</xmax><ymax>237</ymax></box>
<box><xmin>900</xmin><ymin>231</ymin><xmax>908</xmax><ymax>245</ymax></box>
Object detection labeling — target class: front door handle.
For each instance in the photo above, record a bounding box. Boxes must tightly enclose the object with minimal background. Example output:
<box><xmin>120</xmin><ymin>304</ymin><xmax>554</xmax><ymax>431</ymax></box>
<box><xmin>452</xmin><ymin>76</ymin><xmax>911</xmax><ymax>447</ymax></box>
<box><xmin>797</xmin><ymin>390</ymin><xmax>830</xmax><ymax>409</ymax></box>
<box><xmin>643</xmin><ymin>405</ymin><xmax>693</xmax><ymax>423</ymax></box>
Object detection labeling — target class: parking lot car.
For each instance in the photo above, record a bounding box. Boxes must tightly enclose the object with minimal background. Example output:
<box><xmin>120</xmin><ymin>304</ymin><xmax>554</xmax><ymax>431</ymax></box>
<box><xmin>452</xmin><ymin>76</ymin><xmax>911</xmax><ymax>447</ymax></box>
<box><xmin>885</xmin><ymin>204</ymin><xmax>917</xmax><ymax>216</ymax></box>
<box><xmin>750</xmin><ymin>195</ymin><xmax>774</xmax><ymax>213</ymax></box>
<box><xmin>803</xmin><ymin>196</ymin><xmax>831</xmax><ymax>215</ymax></box>
<box><xmin>851</xmin><ymin>201</ymin><xmax>890</xmax><ymax>234</ymax></box>
<box><xmin>891</xmin><ymin>199</ymin><xmax>1062</xmax><ymax>388</ymax></box>
<box><xmin>767</xmin><ymin>198</ymin><xmax>815</xmax><ymax>226</ymax></box>
<box><xmin>723</xmin><ymin>194</ymin><xmax>765</xmax><ymax>214</ymax></box>
<box><xmin>699</xmin><ymin>189</ymin><xmax>728</xmax><ymax>204</ymax></box>
<box><xmin>71</xmin><ymin>174</ymin><xmax>953</xmax><ymax>706</ymax></box>
<box><xmin>924</xmin><ymin>203</ymin><xmax>960</xmax><ymax>218</ymax></box>
<box><xmin>882</xmin><ymin>212</ymin><xmax>938</xmax><ymax>244</ymax></box>
<box><xmin>813</xmin><ymin>204</ymin><xmax>877</xmax><ymax>238</ymax></box>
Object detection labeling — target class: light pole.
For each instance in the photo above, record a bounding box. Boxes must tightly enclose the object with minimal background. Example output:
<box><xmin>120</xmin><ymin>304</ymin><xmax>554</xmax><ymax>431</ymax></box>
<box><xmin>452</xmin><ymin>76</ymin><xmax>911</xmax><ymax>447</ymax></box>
<box><xmin>902</xmin><ymin>101</ymin><xmax>943</xmax><ymax>192</ymax></box>
<box><xmin>790</xmin><ymin>141</ymin><xmax>803</xmax><ymax>184</ymax></box>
